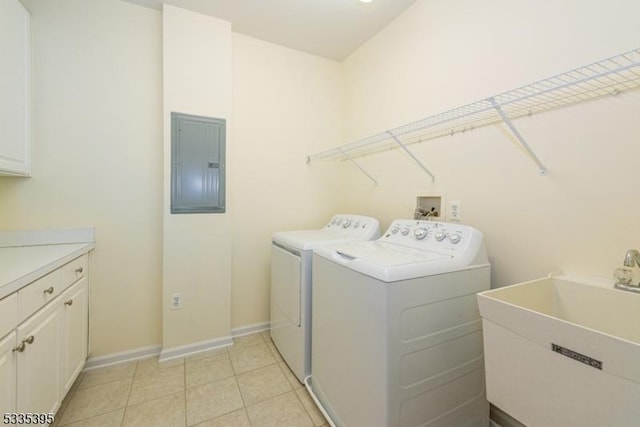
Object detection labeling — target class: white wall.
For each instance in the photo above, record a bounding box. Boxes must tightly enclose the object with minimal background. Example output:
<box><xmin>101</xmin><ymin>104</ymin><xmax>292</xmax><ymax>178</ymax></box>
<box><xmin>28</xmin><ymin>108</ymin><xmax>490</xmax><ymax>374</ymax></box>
<box><xmin>0</xmin><ymin>0</ymin><xmax>163</xmax><ymax>356</ymax></box>
<box><xmin>341</xmin><ymin>0</ymin><xmax>640</xmax><ymax>287</ymax></box>
<box><xmin>162</xmin><ymin>5</ymin><xmax>233</xmax><ymax>351</ymax></box>
<box><xmin>230</xmin><ymin>33</ymin><xmax>343</xmax><ymax>328</ymax></box>
<box><xmin>0</xmin><ymin>0</ymin><xmax>343</xmax><ymax>357</ymax></box>
<box><xmin>2</xmin><ymin>0</ymin><xmax>638</xmax><ymax>358</ymax></box>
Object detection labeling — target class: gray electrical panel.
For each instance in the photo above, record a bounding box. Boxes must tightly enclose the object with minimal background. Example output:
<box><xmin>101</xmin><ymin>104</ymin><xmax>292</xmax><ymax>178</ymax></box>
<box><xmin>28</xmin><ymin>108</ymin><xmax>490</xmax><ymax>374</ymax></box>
<box><xmin>171</xmin><ymin>112</ymin><xmax>226</xmax><ymax>214</ymax></box>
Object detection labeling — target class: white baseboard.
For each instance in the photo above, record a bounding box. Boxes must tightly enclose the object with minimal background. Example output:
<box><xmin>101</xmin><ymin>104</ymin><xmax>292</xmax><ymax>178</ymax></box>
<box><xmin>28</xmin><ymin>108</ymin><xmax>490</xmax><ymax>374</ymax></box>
<box><xmin>231</xmin><ymin>321</ymin><xmax>270</xmax><ymax>338</ymax></box>
<box><xmin>84</xmin><ymin>321</ymin><xmax>271</xmax><ymax>370</ymax></box>
<box><xmin>84</xmin><ymin>345</ymin><xmax>161</xmax><ymax>370</ymax></box>
<box><xmin>159</xmin><ymin>335</ymin><xmax>233</xmax><ymax>363</ymax></box>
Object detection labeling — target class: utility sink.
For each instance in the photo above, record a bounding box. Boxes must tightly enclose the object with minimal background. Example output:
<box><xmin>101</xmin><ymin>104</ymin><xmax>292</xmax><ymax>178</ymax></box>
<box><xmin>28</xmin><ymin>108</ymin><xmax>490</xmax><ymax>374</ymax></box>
<box><xmin>477</xmin><ymin>273</ymin><xmax>640</xmax><ymax>427</ymax></box>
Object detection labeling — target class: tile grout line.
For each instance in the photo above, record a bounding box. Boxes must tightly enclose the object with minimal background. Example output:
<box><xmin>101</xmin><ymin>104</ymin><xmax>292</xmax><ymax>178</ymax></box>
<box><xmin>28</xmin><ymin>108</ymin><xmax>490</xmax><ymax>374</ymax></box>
<box><xmin>119</xmin><ymin>360</ymin><xmax>139</xmax><ymax>426</ymax></box>
<box><xmin>233</xmin><ymin>370</ymin><xmax>252</xmax><ymax>426</ymax></box>
<box><xmin>292</xmin><ymin>389</ymin><xmax>316</xmax><ymax>426</ymax></box>
<box><xmin>227</xmin><ymin>339</ymin><xmax>253</xmax><ymax>426</ymax></box>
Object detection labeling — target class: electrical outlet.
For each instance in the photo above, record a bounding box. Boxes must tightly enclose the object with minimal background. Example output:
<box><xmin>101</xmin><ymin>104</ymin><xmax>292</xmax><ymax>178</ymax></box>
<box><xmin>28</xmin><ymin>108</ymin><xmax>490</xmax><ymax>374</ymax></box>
<box><xmin>171</xmin><ymin>293</ymin><xmax>182</xmax><ymax>310</ymax></box>
<box><xmin>448</xmin><ymin>200</ymin><xmax>461</xmax><ymax>222</ymax></box>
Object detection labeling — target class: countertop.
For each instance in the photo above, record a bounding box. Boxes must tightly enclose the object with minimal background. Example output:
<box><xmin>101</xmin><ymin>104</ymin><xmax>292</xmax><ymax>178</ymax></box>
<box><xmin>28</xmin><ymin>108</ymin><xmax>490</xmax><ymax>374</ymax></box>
<box><xmin>0</xmin><ymin>228</ymin><xmax>95</xmax><ymax>300</ymax></box>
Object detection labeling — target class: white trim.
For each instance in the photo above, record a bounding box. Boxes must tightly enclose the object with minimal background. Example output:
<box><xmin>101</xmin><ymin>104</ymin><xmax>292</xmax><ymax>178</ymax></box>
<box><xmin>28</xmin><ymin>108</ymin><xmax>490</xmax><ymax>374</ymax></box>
<box><xmin>84</xmin><ymin>345</ymin><xmax>161</xmax><ymax>371</ymax></box>
<box><xmin>231</xmin><ymin>321</ymin><xmax>270</xmax><ymax>338</ymax></box>
<box><xmin>159</xmin><ymin>335</ymin><xmax>233</xmax><ymax>363</ymax></box>
<box><xmin>82</xmin><ymin>323</ymin><xmax>271</xmax><ymax>371</ymax></box>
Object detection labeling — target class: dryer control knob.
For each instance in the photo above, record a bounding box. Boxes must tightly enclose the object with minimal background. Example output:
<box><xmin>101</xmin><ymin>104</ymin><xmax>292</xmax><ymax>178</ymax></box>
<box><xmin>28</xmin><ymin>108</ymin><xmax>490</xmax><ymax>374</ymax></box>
<box><xmin>391</xmin><ymin>226</ymin><xmax>400</xmax><ymax>234</ymax></box>
<box><xmin>401</xmin><ymin>228</ymin><xmax>410</xmax><ymax>236</ymax></box>
<box><xmin>342</xmin><ymin>220</ymin><xmax>352</xmax><ymax>228</ymax></box>
<box><xmin>414</xmin><ymin>228</ymin><xmax>428</xmax><ymax>240</ymax></box>
<box><xmin>449</xmin><ymin>233</ymin><xmax>461</xmax><ymax>244</ymax></box>
<box><xmin>352</xmin><ymin>220</ymin><xmax>360</xmax><ymax>228</ymax></box>
<box><xmin>435</xmin><ymin>231</ymin><xmax>446</xmax><ymax>241</ymax></box>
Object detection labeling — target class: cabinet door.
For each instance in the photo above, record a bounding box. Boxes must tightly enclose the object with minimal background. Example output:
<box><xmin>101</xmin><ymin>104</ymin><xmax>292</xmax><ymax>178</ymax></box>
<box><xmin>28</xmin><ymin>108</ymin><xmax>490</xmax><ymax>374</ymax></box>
<box><xmin>0</xmin><ymin>0</ymin><xmax>31</xmax><ymax>176</ymax></box>
<box><xmin>16</xmin><ymin>302</ymin><xmax>61</xmax><ymax>414</ymax></box>
<box><xmin>0</xmin><ymin>331</ymin><xmax>17</xmax><ymax>414</ymax></box>
<box><xmin>61</xmin><ymin>277</ymin><xmax>88</xmax><ymax>393</ymax></box>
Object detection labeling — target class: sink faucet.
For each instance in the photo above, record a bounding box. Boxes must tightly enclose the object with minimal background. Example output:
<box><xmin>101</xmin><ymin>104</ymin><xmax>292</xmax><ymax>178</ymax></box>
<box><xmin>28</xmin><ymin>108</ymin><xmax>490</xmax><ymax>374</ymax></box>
<box><xmin>614</xmin><ymin>249</ymin><xmax>640</xmax><ymax>293</ymax></box>
<box><xmin>624</xmin><ymin>249</ymin><xmax>640</xmax><ymax>267</ymax></box>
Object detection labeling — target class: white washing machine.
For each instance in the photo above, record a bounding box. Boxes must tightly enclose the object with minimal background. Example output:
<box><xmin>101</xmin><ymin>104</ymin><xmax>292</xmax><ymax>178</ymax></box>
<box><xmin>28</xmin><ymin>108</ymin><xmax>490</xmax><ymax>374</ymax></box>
<box><xmin>309</xmin><ymin>219</ymin><xmax>491</xmax><ymax>427</ymax></box>
<box><xmin>270</xmin><ymin>214</ymin><xmax>380</xmax><ymax>383</ymax></box>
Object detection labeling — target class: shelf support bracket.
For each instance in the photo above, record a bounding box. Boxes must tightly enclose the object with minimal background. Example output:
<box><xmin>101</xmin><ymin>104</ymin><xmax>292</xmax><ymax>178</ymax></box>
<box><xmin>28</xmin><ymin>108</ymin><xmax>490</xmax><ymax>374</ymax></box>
<box><xmin>339</xmin><ymin>148</ymin><xmax>378</xmax><ymax>186</ymax></box>
<box><xmin>387</xmin><ymin>131</ymin><xmax>435</xmax><ymax>183</ymax></box>
<box><xmin>489</xmin><ymin>97</ymin><xmax>548</xmax><ymax>176</ymax></box>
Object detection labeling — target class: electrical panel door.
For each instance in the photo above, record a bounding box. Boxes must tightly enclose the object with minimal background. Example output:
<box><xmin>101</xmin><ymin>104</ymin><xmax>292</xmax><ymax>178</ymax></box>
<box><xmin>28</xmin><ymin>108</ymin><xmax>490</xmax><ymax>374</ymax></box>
<box><xmin>171</xmin><ymin>112</ymin><xmax>226</xmax><ymax>214</ymax></box>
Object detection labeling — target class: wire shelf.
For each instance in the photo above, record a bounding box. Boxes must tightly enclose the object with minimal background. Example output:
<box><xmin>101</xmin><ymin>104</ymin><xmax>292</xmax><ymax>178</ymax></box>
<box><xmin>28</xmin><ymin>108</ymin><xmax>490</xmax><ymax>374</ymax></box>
<box><xmin>308</xmin><ymin>48</ymin><xmax>640</xmax><ymax>163</ymax></box>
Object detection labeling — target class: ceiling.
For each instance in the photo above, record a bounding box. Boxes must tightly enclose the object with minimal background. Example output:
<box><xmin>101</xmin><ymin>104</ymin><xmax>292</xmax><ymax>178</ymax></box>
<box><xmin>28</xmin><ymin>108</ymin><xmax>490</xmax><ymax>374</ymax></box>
<box><xmin>121</xmin><ymin>0</ymin><xmax>418</xmax><ymax>61</ymax></box>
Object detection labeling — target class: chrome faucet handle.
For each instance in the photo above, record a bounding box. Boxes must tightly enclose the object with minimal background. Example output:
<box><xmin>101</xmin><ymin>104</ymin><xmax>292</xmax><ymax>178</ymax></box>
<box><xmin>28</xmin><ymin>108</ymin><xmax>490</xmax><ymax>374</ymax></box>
<box><xmin>614</xmin><ymin>267</ymin><xmax>633</xmax><ymax>285</ymax></box>
<box><xmin>624</xmin><ymin>249</ymin><xmax>640</xmax><ymax>267</ymax></box>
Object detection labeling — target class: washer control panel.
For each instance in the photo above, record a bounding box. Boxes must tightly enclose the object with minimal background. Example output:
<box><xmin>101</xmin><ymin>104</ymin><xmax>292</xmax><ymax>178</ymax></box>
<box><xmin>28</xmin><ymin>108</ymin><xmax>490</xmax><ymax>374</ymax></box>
<box><xmin>324</xmin><ymin>215</ymin><xmax>380</xmax><ymax>239</ymax></box>
<box><xmin>381</xmin><ymin>219</ymin><xmax>476</xmax><ymax>253</ymax></box>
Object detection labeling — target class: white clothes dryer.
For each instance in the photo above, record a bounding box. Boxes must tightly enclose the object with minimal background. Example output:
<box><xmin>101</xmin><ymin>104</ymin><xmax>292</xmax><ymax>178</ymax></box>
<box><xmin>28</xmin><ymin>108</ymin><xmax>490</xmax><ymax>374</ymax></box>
<box><xmin>270</xmin><ymin>215</ymin><xmax>380</xmax><ymax>383</ymax></box>
<box><xmin>309</xmin><ymin>219</ymin><xmax>491</xmax><ymax>427</ymax></box>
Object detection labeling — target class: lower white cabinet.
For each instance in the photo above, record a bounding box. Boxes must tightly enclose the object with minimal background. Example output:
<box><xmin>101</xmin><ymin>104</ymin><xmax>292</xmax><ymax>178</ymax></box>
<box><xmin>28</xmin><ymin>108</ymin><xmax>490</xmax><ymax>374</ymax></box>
<box><xmin>0</xmin><ymin>255</ymin><xmax>89</xmax><ymax>423</ymax></box>
<box><xmin>61</xmin><ymin>277</ymin><xmax>88</xmax><ymax>394</ymax></box>
<box><xmin>16</xmin><ymin>300</ymin><xmax>62</xmax><ymax>414</ymax></box>
<box><xmin>0</xmin><ymin>331</ymin><xmax>17</xmax><ymax>415</ymax></box>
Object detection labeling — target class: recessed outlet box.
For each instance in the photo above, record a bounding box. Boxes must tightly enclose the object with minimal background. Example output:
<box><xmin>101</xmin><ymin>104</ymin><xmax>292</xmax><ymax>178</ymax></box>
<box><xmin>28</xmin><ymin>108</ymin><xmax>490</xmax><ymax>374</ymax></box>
<box><xmin>171</xmin><ymin>293</ymin><xmax>182</xmax><ymax>310</ymax></box>
<box><xmin>415</xmin><ymin>196</ymin><xmax>443</xmax><ymax>221</ymax></box>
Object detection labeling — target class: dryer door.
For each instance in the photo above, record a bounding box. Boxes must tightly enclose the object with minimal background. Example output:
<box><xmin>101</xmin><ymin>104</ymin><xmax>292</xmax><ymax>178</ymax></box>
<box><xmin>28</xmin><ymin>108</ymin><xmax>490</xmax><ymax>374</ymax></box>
<box><xmin>271</xmin><ymin>243</ymin><xmax>302</xmax><ymax>328</ymax></box>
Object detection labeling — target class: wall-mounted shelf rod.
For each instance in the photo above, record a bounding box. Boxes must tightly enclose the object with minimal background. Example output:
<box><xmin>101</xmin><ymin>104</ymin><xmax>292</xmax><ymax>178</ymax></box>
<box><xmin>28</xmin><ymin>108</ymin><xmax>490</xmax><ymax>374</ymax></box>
<box><xmin>339</xmin><ymin>148</ymin><xmax>377</xmax><ymax>185</ymax></box>
<box><xmin>306</xmin><ymin>48</ymin><xmax>640</xmax><ymax>178</ymax></box>
<box><xmin>387</xmin><ymin>131</ymin><xmax>435</xmax><ymax>182</ymax></box>
<box><xmin>489</xmin><ymin>97</ymin><xmax>548</xmax><ymax>175</ymax></box>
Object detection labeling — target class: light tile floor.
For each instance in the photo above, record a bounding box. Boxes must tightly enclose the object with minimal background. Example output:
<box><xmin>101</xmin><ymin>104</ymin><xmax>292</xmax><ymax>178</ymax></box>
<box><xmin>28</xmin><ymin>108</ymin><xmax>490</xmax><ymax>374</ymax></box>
<box><xmin>53</xmin><ymin>331</ymin><xmax>328</xmax><ymax>427</ymax></box>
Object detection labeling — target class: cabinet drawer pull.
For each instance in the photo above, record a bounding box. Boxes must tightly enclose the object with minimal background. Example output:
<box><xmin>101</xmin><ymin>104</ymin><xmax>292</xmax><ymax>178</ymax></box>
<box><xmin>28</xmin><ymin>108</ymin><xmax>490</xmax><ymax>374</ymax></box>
<box><xmin>13</xmin><ymin>343</ymin><xmax>26</xmax><ymax>353</ymax></box>
<box><xmin>23</xmin><ymin>335</ymin><xmax>35</xmax><ymax>345</ymax></box>
<box><xmin>43</xmin><ymin>287</ymin><xmax>54</xmax><ymax>295</ymax></box>
<box><xmin>75</xmin><ymin>267</ymin><xmax>83</xmax><ymax>274</ymax></box>
<box><xmin>65</xmin><ymin>299</ymin><xmax>73</xmax><ymax>306</ymax></box>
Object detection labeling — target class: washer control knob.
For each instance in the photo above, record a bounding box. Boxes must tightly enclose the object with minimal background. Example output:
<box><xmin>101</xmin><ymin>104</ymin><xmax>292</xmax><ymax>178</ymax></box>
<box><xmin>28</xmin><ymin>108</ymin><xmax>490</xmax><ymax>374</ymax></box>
<box><xmin>401</xmin><ymin>227</ymin><xmax>410</xmax><ymax>236</ymax></box>
<box><xmin>391</xmin><ymin>226</ymin><xmax>400</xmax><ymax>234</ymax></box>
<box><xmin>342</xmin><ymin>219</ymin><xmax>352</xmax><ymax>228</ymax></box>
<box><xmin>414</xmin><ymin>228</ymin><xmax>428</xmax><ymax>240</ymax></box>
<box><xmin>449</xmin><ymin>233</ymin><xmax>462</xmax><ymax>244</ymax></box>
<box><xmin>352</xmin><ymin>220</ymin><xmax>360</xmax><ymax>228</ymax></box>
<box><xmin>435</xmin><ymin>231</ymin><xmax>446</xmax><ymax>241</ymax></box>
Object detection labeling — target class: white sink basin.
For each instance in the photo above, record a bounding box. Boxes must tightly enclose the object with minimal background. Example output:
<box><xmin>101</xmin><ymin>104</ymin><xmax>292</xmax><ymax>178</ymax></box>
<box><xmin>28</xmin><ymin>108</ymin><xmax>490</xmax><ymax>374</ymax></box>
<box><xmin>478</xmin><ymin>273</ymin><xmax>640</xmax><ymax>427</ymax></box>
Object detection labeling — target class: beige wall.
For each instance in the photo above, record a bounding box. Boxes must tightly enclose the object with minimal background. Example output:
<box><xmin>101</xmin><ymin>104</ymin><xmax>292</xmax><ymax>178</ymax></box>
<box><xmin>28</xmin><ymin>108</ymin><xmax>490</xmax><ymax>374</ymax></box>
<box><xmin>340</xmin><ymin>0</ymin><xmax>640</xmax><ymax>287</ymax></box>
<box><xmin>0</xmin><ymin>0</ymin><xmax>163</xmax><ymax>356</ymax></box>
<box><xmin>230</xmin><ymin>33</ymin><xmax>343</xmax><ymax>328</ymax></box>
<box><xmin>0</xmin><ymin>0</ymin><xmax>343</xmax><ymax>357</ymax></box>
<box><xmin>2</xmin><ymin>0</ymin><xmax>639</xmax><ymax>358</ymax></box>
<box><xmin>161</xmin><ymin>5</ymin><xmax>233</xmax><ymax>351</ymax></box>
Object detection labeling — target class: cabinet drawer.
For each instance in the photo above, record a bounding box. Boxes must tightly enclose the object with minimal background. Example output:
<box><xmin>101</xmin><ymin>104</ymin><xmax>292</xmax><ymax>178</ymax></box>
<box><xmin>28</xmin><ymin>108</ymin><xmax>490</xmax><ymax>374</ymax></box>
<box><xmin>18</xmin><ymin>255</ymin><xmax>87</xmax><ymax>323</ymax></box>
<box><xmin>0</xmin><ymin>293</ymin><xmax>18</xmax><ymax>339</ymax></box>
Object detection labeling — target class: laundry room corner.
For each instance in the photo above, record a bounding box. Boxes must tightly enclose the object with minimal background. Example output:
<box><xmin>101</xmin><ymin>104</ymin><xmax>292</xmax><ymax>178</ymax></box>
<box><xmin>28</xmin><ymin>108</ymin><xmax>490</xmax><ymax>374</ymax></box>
<box><xmin>229</xmin><ymin>32</ymin><xmax>346</xmax><ymax>330</ymax></box>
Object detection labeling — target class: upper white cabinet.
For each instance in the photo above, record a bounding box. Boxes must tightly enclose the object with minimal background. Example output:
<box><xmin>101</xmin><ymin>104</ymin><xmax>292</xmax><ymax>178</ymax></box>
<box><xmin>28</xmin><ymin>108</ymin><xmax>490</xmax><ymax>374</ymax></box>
<box><xmin>0</xmin><ymin>0</ymin><xmax>31</xmax><ymax>176</ymax></box>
